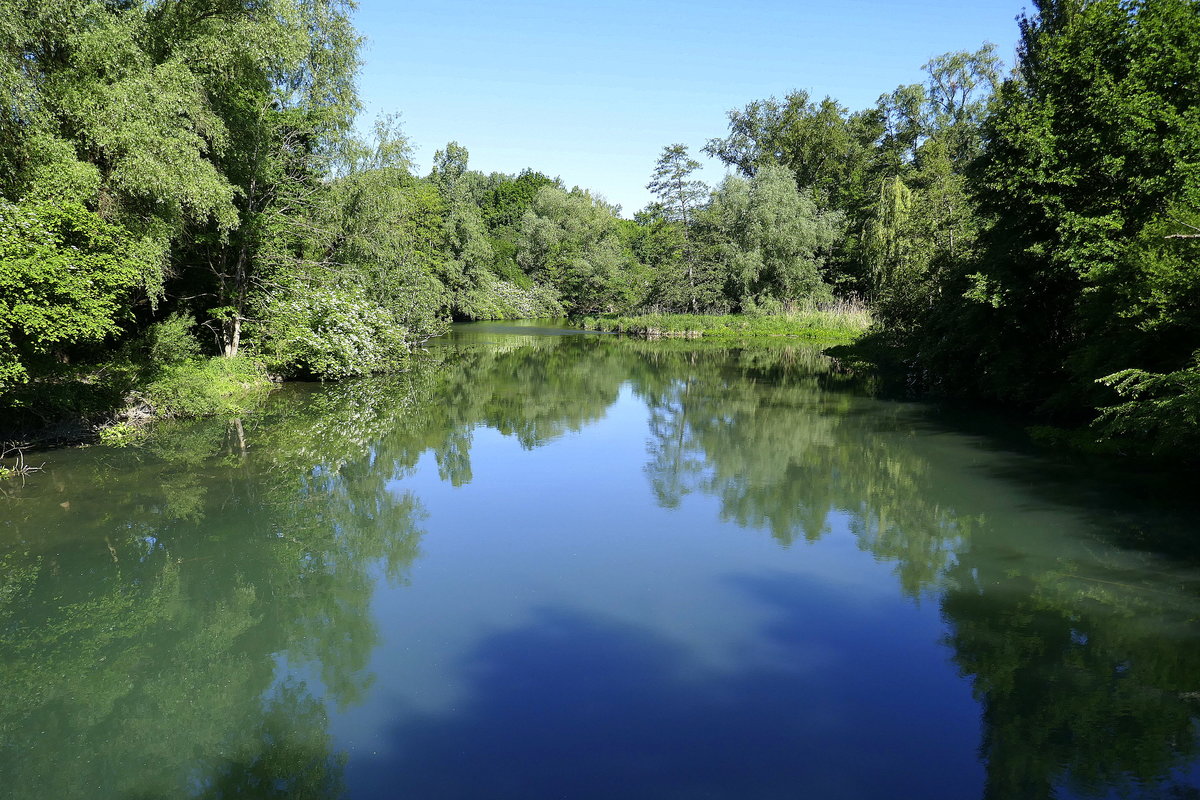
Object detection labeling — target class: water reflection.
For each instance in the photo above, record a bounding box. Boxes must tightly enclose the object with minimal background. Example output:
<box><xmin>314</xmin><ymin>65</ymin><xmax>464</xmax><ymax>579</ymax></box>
<box><xmin>422</xmin><ymin>330</ymin><xmax>1200</xmax><ymax>797</ymax></box>
<box><xmin>0</xmin><ymin>380</ymin><xmax>431</xmax><ymax>799</ymax></box>
<box><xmin>1</xmin><ymin>327</ymin><xmax>1199</xmax><ymax>798</ymax></box>
<box><xmin>350</xmin><ymin>583</ymin><xmax>977</xmax><ymax>800</ymax></box>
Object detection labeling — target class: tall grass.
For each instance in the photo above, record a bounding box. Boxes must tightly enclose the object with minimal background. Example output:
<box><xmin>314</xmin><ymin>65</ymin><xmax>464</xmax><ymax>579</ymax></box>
<box><xmin>579</xmin><ymin>300</ymin><xmax>872</xmax><ymax>344</ymax></box>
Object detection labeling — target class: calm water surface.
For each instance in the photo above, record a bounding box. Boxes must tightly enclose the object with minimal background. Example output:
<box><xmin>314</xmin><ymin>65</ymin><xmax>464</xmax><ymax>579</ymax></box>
<box><xmin>3</xmin><ymin>322</ymin><xmax>1200</xmax><ymax>799</ymax></box>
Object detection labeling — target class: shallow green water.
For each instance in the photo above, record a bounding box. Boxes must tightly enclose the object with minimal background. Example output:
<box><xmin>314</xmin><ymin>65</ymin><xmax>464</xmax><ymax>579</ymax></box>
<box><xmin>2</xmin><ymin>322</ymin><xmax>1200</xmax><ymax>799</ymax></box>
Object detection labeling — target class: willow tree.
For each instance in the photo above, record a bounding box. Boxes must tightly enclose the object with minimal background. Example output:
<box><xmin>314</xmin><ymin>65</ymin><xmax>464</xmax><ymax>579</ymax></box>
<box><xmin>517</xmin><ymin>187</ymin><xmax>642</xmax><ymax>313</ymax></box>
<box><xmin>862</xmin><ymin>175</ymin><xmax>914</xmax><ymax>300</ymax></box>
<box><xmin>0</xmin><ymin>0</ymin><xmax>363</xmax><ymax>371</ymax></box>
<box><xmin>175</xmin><ymin>0</ymin><xmax>362</xmax><ymax>358</ymax></box>
<box><xmin>704</xmin><ymin>164</ymin><xmax>842</xmax><ymax>308</ymax></box>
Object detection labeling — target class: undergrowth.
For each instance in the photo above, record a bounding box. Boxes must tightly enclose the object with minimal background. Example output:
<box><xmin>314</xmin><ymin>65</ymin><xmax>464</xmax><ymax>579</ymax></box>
<box><xmin>579</xmin><ymin>302</ymin><xmax>872</xmax><ymax>344</ymax></box>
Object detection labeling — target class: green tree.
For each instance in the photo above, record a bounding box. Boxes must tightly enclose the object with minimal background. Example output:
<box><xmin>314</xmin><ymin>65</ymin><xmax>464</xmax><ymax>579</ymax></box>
<box><xmin>647</xmin><ymin>144</ymin><xmax>708</xmax><ymax>227</ymax></box>
<box><xmin>922</xmin><ymin>43</ymin><xmax>1002</xmax><ymax>163</ymax></box>
<box><xmin>704</xmin><ymin>90</ymin><xmax>877</xmax><ymax>211</ymax></box>
<box><xmin>704</xmin><ymin>164</ymin><xmax>842</xmax><ymax>308</ymax></box>
<box><xmin>430</xmin><ymin>141</ymin><xmax>470</xmax><ymax>195</ymax></box>
<box><xmin>645</xmin><ymin>144</ymin><xmax>710</xmax><ymax>311</ymax></box>
<box><xmin>913</xmin><ymin>0</ymin><xmax>1200</xmax><ymax>449</ymax></box>
<box><xmin>516</xmin><ymin>187</ymin><xmax>642</xmax><ymax>313</ymax></box>
<box><xmin>0</xmin><ymin>199</ymin><xmax>143</xmax><ymax>388</ymax></box>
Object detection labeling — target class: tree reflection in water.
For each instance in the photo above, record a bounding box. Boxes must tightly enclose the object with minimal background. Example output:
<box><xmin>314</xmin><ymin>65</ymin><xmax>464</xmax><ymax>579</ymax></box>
<box><xmin>2</xmin><ymin>330</ymin><xmax>1199</xmax><ymax>798</ymax></box>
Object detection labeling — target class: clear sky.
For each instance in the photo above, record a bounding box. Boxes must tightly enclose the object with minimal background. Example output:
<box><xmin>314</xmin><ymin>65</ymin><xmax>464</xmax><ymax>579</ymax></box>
<box><xmin>353</xmin><ymin>0</ymin><xmax>1027</xmax><ymax>216</ymax></box>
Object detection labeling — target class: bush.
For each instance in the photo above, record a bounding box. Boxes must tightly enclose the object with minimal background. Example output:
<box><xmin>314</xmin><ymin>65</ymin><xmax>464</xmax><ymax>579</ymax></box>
<box><xmin>455</xmin><ymin>274</ymin><xmax>565</xmax><ymax>320</ymax></box>
<box><xmin>98</xmin><ymin>421</ymin><xmax>148</xmax><ymax>447</ymax></box>
<box><xmin>257</xmin><ymin>285</ymin><xmax>411</xmax><ymax>380</ymax></box>
<box><xmin>144</xmin><ymin>356</ymin><xmax>270</xmax><ymax>418</ymax></box>
<box><xmin>146</xmin><ymin>313</ymin><xmax>203</xmax><ymax>365</ymax></box>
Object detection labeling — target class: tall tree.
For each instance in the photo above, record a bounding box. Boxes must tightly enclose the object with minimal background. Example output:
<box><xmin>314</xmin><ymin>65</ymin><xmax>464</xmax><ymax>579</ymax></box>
<box><xmin>705</xmin><ymin>163</ymin><xmax>842</xmax><ymax>307</ymax></box>
<box><xmin>647</xmin><ymin>144</ymin><xmax>708</xmax><ymax>227</ymax></box>
<box><xmin>646</xmin><ymin>144</ymin><xmax>710</xmax><ymax>311</ymax></box>
<box><xmin>915</xmin><ymin>0</ymin><xmax>1200</xmax><ymax>442</ymax></box>
<box><xmin>430</xmin><ymin>141</ymin><xmax>470</xmax><ymax>195</ymax></box>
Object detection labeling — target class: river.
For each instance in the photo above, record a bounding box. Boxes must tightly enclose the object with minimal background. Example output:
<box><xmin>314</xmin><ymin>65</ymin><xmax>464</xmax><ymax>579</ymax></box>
<box><xmin>2</xmin><ymin>321</ymin><xmax>1199</xmax><ymax>799</ymax></box>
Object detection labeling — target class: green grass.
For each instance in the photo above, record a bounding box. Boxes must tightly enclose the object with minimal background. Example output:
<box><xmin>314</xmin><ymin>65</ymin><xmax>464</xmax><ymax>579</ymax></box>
<box><xmin>142</xmin><ymin>356</ymin><xmax>273</xmax><ymax>419</ymax></box>
<box><xmin>0</xmin><ymin>354</ymin><xmax>276</xmax><ymax>449</ymax></box>
<box><xmin>579</xmin><ymin>302</ymin><xmax>872</xmax><ymax>345</ymax></box>
<box><xmin>90</xmin><ymin>356</ymin><xmax>274</xmax><ymax>446</ymax></box>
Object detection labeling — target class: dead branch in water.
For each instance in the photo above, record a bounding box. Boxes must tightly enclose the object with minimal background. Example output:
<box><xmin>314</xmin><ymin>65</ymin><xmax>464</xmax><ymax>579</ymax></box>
<box><xmin>1</xmin><ymin>442</ymin><xmax>46</xmax><ymax>480</ymax></box>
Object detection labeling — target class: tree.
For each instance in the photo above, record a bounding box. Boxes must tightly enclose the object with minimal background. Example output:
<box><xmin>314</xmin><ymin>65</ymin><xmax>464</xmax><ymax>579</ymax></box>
<box><xmin>913</xmin><ymin>0</ymin><xmax>1200</xmax><ymax>437</ymax></box>
<box><xmin>705</xmin><ymin>164</ymin><xmax>842</xmax><ymax>307</ymax></box>
<box><xmin>253</xmin><ymin>116</ymin><xmax>451</xmax><ymax>377</ymax></box>
<box><xmin>0</xmin><ymin>199</ymin><xmax>144</xmax><ymax>388</ymax></box>
<box><xmin>704</xmin><ymin>90</ymin><xmax>876</xmax><ymax>209</ymax></box>
<box><xmin>646</xmin><ymin>144</ymin><xmax>710</xmax><ymax>311</ymax></box>
<box><xmin>647</xmin><ymin>144</ymin><xmax>708</xmax><ymax>227</ymax></box>
<box><xmin>430</xmin><ymin>141</ymin><xmax>470</xmax><ymax>195</ymax></box>
<box><xmin>922</xmin><ymin>43</ymin><xmax>1003</xmax><ymax>164</ymax></box>
<box><xmin>516</xmin><ymin>187</ymin><xmax>641</xmax><ymax>313</ymax></box>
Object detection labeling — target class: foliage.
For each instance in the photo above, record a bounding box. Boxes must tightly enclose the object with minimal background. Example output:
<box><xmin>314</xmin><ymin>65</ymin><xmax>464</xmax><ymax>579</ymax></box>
<box><xmin>0</xmin><ymin>199</ymin><xmax>143</xmax><ymax>389</ymax></box>
<box><xmin>143</xmin><ymin>356</ymin><xmax>271</xmax><ymax>418</ymax></box>
<box><xmin>145</xmin><ymin>312</ymin><xmax>203</xmax><ymax>366</ymax></box>
<box><xmin>642</xmin><ymin>146</ymin><xmax>711</xmax><ymax>312</ymax></box>
<box><xmin>704</xmin><ymin>90</ymin><xmax>879</xmax><ymax>209</ymax></box>
<box><xmin>479</xmin><ymin>170</ymin><xmax>559</xmax><ymax>229</ymax></box>
<box><xmin>903</xmin><ymin>0</ymin><xmax>1200</xmax><ymax>452</ymax></box>
<box><xmin>579</xmin><ymin>304</ymin><xmax>871</xmax><ymax>344</ymax></box>
<box><xmin>517</xmin><ymin>186</ymin><xmax>645</xmax><ymax>313</ymax></box>
<box><xmin>1093</xmin><ymin>353</ymin><xmax>1200</xmax><ymax>457</ymax></box>
<box><xmin>692</xmin><ymin>4</ymin><xmax>1198</xmax><ymax>459</ymax></box>
<box><xmin>703</xmin><ymin>164</ymin><xmax>842</xmax><ymax>307</ymax></box>
<box><xmin>256</xmin><ymin>284</ymin><xmax>412</xmax><ymax>380</ymax></box>
<box><xmin>96</xmin><ymin>420</ymin><xmax>147</xmax><ymax>447</ymax></box>
<box><xmin>455</xmin><ymin>273</ymin><xmax>565</xmax><ymax>320</ymax></box>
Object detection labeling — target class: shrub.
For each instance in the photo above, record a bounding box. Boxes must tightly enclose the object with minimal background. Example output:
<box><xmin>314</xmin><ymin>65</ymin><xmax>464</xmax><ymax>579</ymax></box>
<box><xmin>144</xmin><ymin>356</ymin><xmax>270</xmax><ymax>418</ymax></box>
<box><xmin>98</xmin><ymin>421</ymin><xmax>147</xmax><ymax>447</ymax></box>
<box><xmin>146</xmin><ymin>313</ymin><xmax>203</xmax><ymax>365</ymax></box>
<box><xmin>257</xmin><ymin>285</ymin><xmax>411</xmax><ymax>380</ymax></box>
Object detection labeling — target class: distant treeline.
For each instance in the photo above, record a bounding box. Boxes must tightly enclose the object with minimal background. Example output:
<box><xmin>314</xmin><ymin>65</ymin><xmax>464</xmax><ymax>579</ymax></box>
<box><xmin>1</xmin><ymin>0</ymin><xmax>1197</xmax><ymax>457</ymax></box>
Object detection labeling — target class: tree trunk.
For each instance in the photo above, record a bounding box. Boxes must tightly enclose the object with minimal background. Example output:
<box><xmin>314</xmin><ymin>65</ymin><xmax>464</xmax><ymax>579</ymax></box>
<box><xmin>223</xmin><ymin>314</ymin><xmax>241</xmax><ymax>358</ymax></box>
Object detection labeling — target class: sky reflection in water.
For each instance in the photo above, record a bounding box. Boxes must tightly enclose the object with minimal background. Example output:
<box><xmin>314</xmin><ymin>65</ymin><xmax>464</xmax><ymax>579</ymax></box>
<box><xmin>2</xmin><ymin>323</ymin><xmax>1199</xmax><ymax>799</ymax></box>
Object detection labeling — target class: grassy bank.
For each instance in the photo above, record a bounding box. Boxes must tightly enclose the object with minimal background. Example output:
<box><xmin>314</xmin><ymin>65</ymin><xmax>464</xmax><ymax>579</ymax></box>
<box><xmin>1</xmin><ymin>354</ymin><xmax>275</xmax><ymax>453</ymax></box>
<box><xmin>579</xmin><ymin>303</ymin><xmax>872</xmax><ymax>345</ymax></box>
<box><xmin>96</xmin><ymin>356</ymin><xmax>275</xmax><ymax>446</ymax></box>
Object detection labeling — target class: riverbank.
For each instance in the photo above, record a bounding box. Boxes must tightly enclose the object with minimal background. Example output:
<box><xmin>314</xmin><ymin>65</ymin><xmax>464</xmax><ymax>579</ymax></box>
<box><xmin>2</xmin><ymin>310</ymin><xmax>872</xmax><ymax>461</ymax></box>
<box><xmin>0</xmin><ymin>355</ymin><xmax>275</xmax><ymax>455</ymax></box>
<box><xmin>577</xmin><ymin>306</ymin><xmax>872</xmax><ymax>345</ymax></box>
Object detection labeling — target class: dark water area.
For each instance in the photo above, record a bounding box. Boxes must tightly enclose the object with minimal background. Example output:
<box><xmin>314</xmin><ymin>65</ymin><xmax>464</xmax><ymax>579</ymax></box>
<box><xmin>2</xmin><ymin>322</ymin><xmax>1200</xmax><ymax>799</ymax></box>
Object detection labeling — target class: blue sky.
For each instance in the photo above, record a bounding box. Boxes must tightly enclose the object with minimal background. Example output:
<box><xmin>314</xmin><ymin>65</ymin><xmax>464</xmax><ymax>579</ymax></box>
<box><xmin>353</xmin><ymin>0</ymin><xmax>1027</xmax><ymax>216</ymax></box>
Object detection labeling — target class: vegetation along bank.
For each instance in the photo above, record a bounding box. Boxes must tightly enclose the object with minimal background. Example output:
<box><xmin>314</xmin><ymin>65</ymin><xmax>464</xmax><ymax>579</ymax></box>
<box><xmin>1</xmin><ymin>0</ymin><xmax>1197</xmax><ymax>462</ymax></box>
